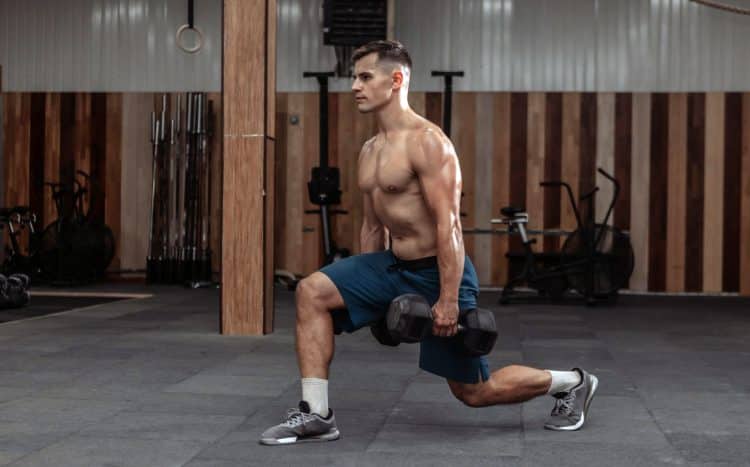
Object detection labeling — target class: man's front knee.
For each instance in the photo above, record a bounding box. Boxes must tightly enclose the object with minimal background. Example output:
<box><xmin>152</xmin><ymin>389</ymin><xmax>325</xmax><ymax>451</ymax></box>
<box><xmin>296</xmin><ymin>275</ymin><xmax>325</xmax><ymax>304</ymax></box>
<box><xmin>295</xmin><ymin>274</ymin><xmax>332</xmax><ymax>319</ymax></box>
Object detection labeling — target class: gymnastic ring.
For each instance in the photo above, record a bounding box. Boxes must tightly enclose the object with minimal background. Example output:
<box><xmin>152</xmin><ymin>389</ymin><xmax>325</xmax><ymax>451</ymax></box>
<box><xmin>176</xmin><ymin>24</ymin><xmax>204</xmax><ymax>54</ymax></box>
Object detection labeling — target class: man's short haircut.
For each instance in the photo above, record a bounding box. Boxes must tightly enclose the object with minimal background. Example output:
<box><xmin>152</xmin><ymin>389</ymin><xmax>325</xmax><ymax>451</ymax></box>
<box><xmin>352</xmin><ymin>40</ymin><xmax>412</xmax><ymax>71</ymax></box>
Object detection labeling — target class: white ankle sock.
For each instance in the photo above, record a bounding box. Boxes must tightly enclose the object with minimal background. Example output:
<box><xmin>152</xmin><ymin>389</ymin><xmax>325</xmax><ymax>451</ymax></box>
<box><xmin>301</xmin><ymin>378</ymin><xmax>329</xmax><ymax>417</ymax></box>
<box><xmin>546</xmin><ymin>370</ymin><xmax>581</xmax><ymax>395</ymax></box>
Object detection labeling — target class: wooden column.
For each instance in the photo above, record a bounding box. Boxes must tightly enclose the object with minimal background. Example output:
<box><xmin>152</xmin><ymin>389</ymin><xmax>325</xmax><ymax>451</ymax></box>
<box><xmin>222</xmin><ymin>0</ymin><xmax>276</xmax><ymax>335</ymax></box>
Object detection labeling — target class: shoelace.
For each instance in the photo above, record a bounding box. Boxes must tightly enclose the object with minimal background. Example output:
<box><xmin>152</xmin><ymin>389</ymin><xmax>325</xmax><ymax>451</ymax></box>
<box><xmin>551</xmin><ymin>392</ymin><xmax>576</xmax><ymax>417</ymax></box>
<box><xmin>282</xmin><ymin>408</ymin><xmax>312</xmax><ymax>427</ymax></box>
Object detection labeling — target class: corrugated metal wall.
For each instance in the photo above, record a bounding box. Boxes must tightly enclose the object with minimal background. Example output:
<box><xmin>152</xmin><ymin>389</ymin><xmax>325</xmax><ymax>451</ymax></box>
<box><xmin>2</xmin><ymin>0</ymin><xmax>749</xmax><ymax>92</ymax></box>
<box><xmin>0</xmin><ymin>0</ymin><xmax>222</xmax><ymax>92</ymax></box>
<box><xmin>278</xmin><ymin>0</ymin><xmax>750</xmax><ymax>92</ymax></box>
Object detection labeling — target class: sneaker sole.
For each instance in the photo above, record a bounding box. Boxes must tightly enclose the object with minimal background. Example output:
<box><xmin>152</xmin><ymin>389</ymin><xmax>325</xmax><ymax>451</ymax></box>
<box><xmin>544</xmin><ymin>374</ymin><xmax>598</xmax><ymax>432</ymax></box>
<box><xmin>259</xmin><ymin>429</ymin><xmax>340</xmax><ymax>446</ymax></box>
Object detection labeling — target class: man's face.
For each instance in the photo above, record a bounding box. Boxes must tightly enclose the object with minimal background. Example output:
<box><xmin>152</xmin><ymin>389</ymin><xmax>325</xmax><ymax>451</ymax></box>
<box><xmin>351</xmin><ymin>53</ymin><xmax>398</xmax><ymax>113</ymax></box>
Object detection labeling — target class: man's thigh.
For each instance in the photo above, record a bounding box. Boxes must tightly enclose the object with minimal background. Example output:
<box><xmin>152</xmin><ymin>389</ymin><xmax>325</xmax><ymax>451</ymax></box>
<box><xmin>318</xmin><ymin>251</ymin><xmax>399</xmax><ymax>332</ymax></box>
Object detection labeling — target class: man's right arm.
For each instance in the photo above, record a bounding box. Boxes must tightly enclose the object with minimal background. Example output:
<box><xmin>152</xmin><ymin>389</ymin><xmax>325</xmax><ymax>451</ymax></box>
<box><xmin>358</xmin><ymin>139</ymin><xmax>385</xmax><ymax>253</ymax></box>
<box><xmin>360</xmin><ymin>192</ymin><xmax>386</xmax><ymax>253</ymax></box>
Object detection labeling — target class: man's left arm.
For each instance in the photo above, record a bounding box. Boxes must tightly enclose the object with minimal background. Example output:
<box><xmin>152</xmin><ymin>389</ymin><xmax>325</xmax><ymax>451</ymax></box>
<box><xmin>413</xmin><ymin>129</ymin><xmax>465</xmax><ymax>337</ymax></box>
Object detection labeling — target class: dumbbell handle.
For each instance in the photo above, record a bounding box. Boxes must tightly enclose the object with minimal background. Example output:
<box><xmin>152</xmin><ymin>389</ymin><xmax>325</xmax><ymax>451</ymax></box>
<box><xmin>435</xmin><ymin>322</ymin><xmax>466</xmax><ymax>333</ymax></box>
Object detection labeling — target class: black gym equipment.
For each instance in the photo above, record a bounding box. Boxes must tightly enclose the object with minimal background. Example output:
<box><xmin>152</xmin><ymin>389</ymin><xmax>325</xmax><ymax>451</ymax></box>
<box><xmin>303</xmin><ymin>72</ymin><xmax>350</xmax><ymax>266</ymax></box>
<box><xmin>146</xmin><ymin>93</ymin><xmax>215</xmax><ymax>287</ymax></box>
<box><xmin>0</xmin><ymin>273</ymin><xmax>31</xmax><ymax>309</ymax></box>
<box><xmin>431</xmin><ymin>71</ymin><xmax>464</xmax><ymax>138</ymax></box>
<box><xmin>372</xmin><ymin>293</ymin><xmax>498</xmax><ymax>357</ymax></box>
<box><xmin>0</xmin><ymin>206</ymin><xmax>40</xmax><ymax>278</ymax></box>
<box><xmin>36</xmin><ymin>172</ymin><xmax>116</xmax><ymax>285</ymax></box>
<box><xmin>496</xmin><ymin>168</ymin><xmax>634</xmax><ymax>305</ymax></box>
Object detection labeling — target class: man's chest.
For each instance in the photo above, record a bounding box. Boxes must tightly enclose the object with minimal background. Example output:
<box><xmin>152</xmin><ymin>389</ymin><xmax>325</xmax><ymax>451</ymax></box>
<box><xmin>359</xmin><ymin>141</ymin><xmax>416</xmax><ymax>195</ymax></box>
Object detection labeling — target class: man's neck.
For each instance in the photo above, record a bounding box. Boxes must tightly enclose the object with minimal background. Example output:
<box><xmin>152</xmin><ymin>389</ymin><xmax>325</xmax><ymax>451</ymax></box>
<box><xmin>375</xmin><ymin>94</ymin><xmax>414</xmax><ymax>134</ymax></box>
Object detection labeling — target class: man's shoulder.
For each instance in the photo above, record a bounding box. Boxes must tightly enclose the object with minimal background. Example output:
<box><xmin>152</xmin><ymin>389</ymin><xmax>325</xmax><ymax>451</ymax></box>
<box><xmin>409</xmin><ymin>122</ymin><xmax>455</xmax><ymax>158</ymax></box>
<box><xmin>405</xmin><ymin>118</ymin><xmax>449</xmax><ymax>148</ymax></box>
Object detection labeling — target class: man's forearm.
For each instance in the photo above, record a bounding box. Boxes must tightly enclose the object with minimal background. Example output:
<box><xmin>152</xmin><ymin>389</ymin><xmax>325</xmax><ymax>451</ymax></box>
<box><xmin>360</xmin><ymin>223</ymin><xmax>386</xmax><ymax>253</ymax></box>
<box><xmin>436</xmin><ymin>222</ymin><xmax>464</xmax><ymax>301</ymax></box>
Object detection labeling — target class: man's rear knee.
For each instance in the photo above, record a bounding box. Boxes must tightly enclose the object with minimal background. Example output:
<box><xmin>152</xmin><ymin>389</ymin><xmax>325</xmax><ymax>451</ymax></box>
<box><xmin>449</xmin><ymin>382</ymin><xmax>485</xmax><ymax>408</ymax></box>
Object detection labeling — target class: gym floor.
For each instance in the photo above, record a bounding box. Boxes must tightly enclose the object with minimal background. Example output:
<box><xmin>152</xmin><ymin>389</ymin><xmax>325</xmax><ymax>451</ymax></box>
<box><xmin>0</xmin><ymin>285</ymin><xmax>748</xmax><ymax>466</ymax></box>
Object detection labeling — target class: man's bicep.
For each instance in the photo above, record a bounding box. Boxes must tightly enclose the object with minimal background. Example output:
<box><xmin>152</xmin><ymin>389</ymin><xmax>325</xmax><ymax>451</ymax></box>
<box><xmin>362</xmin><ymin>192</ymin><xmax>381</xmax><ymax>226</ymax></box>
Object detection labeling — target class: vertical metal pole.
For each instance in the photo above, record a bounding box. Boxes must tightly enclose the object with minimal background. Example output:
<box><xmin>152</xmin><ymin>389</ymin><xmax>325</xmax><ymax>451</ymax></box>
<box><xmin>318</xmin><ymin>76</ymin><xmax>329</xmax><ymax>169</ymax></box>
<box><xmin>443</xmin><ymin>75</ymin><xmax>453</xmax><ymax>137</ymax></box>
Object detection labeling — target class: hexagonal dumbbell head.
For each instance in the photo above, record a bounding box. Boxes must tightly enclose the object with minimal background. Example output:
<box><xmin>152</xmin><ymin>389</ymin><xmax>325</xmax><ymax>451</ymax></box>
<box><xmin>386</xmin><ymin>294</ymin><xmax>433</xmax><ymax>343</ymax></box>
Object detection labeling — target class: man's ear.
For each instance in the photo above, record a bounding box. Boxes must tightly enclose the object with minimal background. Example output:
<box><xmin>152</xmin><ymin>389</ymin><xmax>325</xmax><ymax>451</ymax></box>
<box><xmin>392</xmin><ymin>70</ymin><xmax>404</xmax><ymax>90</ymax></box>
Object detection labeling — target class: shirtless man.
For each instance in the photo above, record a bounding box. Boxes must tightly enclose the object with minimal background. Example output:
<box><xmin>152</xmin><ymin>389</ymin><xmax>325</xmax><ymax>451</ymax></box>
<box><xmin>260</xmin><ymin>40</ymin><xmax>598</xmax><ymax>446</ymax></box>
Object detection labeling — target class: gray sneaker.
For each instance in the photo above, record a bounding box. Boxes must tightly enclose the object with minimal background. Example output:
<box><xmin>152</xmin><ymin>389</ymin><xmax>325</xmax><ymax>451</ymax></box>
<box><xmin>259</xmin><ymin>401</ymin><xmax>340</xmax><ymax>445</ymax></box>
<box><xmin>544</xmin><ymin>368</ymin><xmax>598</xmax><ymax>431</ymax></box>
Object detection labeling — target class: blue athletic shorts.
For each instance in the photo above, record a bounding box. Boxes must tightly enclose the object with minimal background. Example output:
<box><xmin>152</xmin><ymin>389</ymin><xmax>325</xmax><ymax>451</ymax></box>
<box><xmin>319</xmin><ymin>250</ymin><xmax>490</xmax><ymax>384</ymax></box>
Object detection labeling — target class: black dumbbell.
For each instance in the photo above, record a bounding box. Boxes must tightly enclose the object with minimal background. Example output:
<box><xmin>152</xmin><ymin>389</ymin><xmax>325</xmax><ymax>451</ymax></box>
<box><xmin>6</xmin><ymin>276</ymin><xmax>30</xmax><ymax>308</ymax></box>
<box><xmin>0</xmin><ymin>274</ymin><xmax>11</xmax><ymax>309</ymax></box>
<box><xmin>384</xmin><ymin>294</ymin><xmax>498</xmax><ymax>356</ymax></box>
<box><xmin>370</xmin><ymin>318</ymin><xmax>400</xmax><ymax>347</ymax></box>
<box><xmin>9</xmin><ymin>273</ymin><xmax>30</xmax><ymax>290</ymax></box>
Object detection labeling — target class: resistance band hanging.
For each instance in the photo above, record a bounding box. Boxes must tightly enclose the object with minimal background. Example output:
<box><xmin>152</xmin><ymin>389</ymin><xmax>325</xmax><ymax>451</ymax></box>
<box><xmin>177</xmin><ymin>0</ymin><xmax>204</xmax><ymax>54</ymax></box>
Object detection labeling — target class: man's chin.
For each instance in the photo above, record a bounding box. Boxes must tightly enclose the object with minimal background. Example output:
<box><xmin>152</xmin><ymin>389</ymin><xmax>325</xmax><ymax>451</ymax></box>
<box><xmin>356</xmin><ymin>104</ymin><xmax>373</xmax><ymax>114</ymax></box>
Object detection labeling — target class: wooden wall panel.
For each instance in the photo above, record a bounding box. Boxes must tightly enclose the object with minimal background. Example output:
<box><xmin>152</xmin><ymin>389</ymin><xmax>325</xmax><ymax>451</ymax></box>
<box><xmin>543</xmin><ymin>93</ymin><xmax>562</xmax><ymax>252</ymax></box>
<box><xmin>302</xmin><ymin>92</ymin><xmax>322</xmax><ymax>273</ymax></box>
<box><xmin>43</xmin><ymin>94</ymin><xmax>61</xmax><ymax>227</ymax></box>
<box><xmin>685</xmin><ymin>93</ymin><xmax>706</xmax><ymax>292</ymax></box>
<box><xmin>666</xmin><ymin>93</ymin><xmax>688</xmax><ymax>292</ymax></box>
<box><xmin>408</xmin><ymin>92</ymin><xmax>426</xmax><ymax>117</ymax></box>
<box><xmin>425</xmin><ymin>92</ymin><xmax>442</xmax><ymax>127</ymax></box>
<box><xmin>9</xmin><ymin>89</ymin><xmax>750</xmax><ymax>295</ymax></box>
<box><xmin>59</xmin><ymin>93</ymin><xmax>76</xmax><ymax>215</ymax></box>
<box><xmin>89</xmin><ymin>93</ymin><xmax>107</xmax><ymax>221</ymax></box>
<box><xmin>274</xmin><ymin>93</ymin><xmax>289</xmax><ymax>272</ymax></box>
<box><xmin>474</xmin><ymin>93</ymin><xmax>495</xmax><ymax>283</ymax></box>
<box><xmin>3</xmin><ymin>94</ymin><xmax>31</xmax><ymax>208</ymax></box>
<box><xmin>120</xmin><ymin>93</ymin><xmax>154</xmax><ymax>271</ymax></box>
<box><xmin>561</xmin><ymin>93</ymin><xmax>581</xmax><ymax>245</ymax></box>
<box><xmin>630</xmin><ymin>93</ymin><xmax>651</xmax><ymax>291</ymax></box>
<box><xmin>283</xmin><ymin>93</ymin><xmax>306</xmax><ymax>275</ymax></box>
<box><xmin>335</xmin><ymin>93</ymin><xmax>359</xmax><ymax>254</ymax></box>
<box><xmin>208</xmin><ymin>93</ymin><xmax>223</xmax><ymax>277</ymax></box>
<box><xmin>104</xmin><ymin>94</ymin><xmax>122</xmax><ymax>271</ymax></box>
<box><xmin>741</xmin><ymin>93</ymin><xmax>750</xmax><ymax>295</ymax></box>
<box><xmin>648</xmin><ymin>94</ymin><xmax>669</xmax><ymax>292</ymax></box>
<box><xmin>722</xmin><ymin>93</ymin><xmax>742</xmax><ymax>292</ymax></box>
<box><xmin>491</xmin><ymin>93</ymin><xmax>511</xmax><ymax>285</ymax></box>
<box><xmin>29</xmin><ymin>94</ymin><xmax>46</xmax><ymax>227</ymax></box>
<box><xmin>453</xmin><ymin>93</ymin><xmax>477</xmax><ymax>261</ymax></box>
<box><xmin>703</xmin><ymin>92</ymin><xmax>725</xmax><ymax>292</ymax></box>
<box><xmin>614</xmin><ymin>93</ymin><xmax>632</xmax><ymax>232</ymax></box>
<box><xmin>596</xmin><ymin>93</ymin><xmax>615</xmax><ymax>224</ymax></box>
<box><xmin>74</xmin><ymin>94</ymin><xmax>92</xmax><ymax>214</ymax></box>
<box><xmin>526</xmin><ymin>92</ymin><xmax>546</xmax><ymax>234</ymax></box>
<box><xmin>580</xmin><ymin>93</ymin><xmax>598</xmax><ymax>221</ymax></box>
<box><xmin>509</xmin><ymin>93</ymin><xmax>528</xmax><ymax>278</ymax></box>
